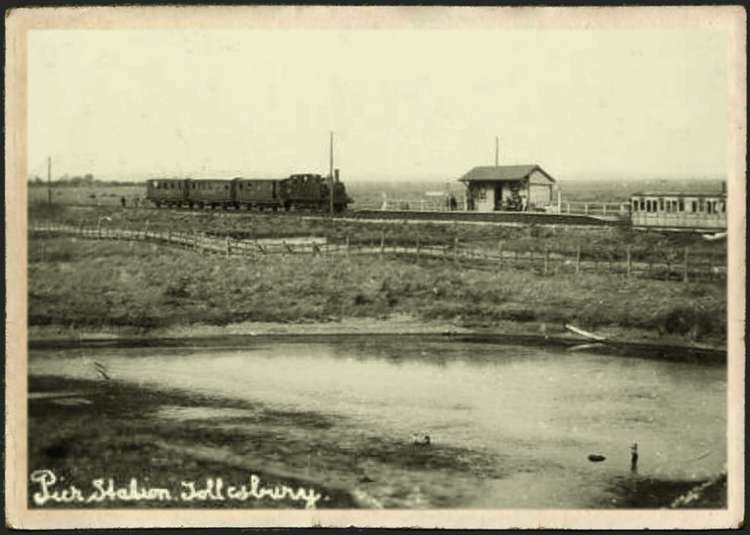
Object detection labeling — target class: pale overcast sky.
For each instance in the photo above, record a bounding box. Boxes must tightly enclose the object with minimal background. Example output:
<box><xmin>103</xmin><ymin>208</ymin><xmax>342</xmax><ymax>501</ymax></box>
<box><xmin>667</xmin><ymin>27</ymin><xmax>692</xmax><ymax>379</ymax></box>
<box><xmin>28</xmin><ymin>28</ymin><xmax>729</xmax><ymax>182</ymax></box>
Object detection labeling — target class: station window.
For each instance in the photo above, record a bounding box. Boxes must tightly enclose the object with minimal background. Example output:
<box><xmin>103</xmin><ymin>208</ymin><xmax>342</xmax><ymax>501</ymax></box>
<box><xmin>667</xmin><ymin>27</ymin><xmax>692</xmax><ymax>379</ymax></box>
<box><xmin>691</xmin><ymin>201</ymin><xmax>697</xmax><ymax>212</ymax></box>
<box><xmin>679</xmin><ymin>199</ymin><xmax>684</xmax><ymax>211</ymax></box>
<box><xmin>659</xmin><ymin>198</ymin><xmax>664</xmax><ymax>211</ymax></box>
<box><xmin>632</xmin><ymin>200</ymin><xmax>638</xmax><ymax>211</ymax></box>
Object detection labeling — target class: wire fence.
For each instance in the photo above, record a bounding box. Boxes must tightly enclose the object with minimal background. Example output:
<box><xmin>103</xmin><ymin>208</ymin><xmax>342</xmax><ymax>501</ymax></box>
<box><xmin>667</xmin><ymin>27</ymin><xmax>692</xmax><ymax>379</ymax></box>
<box><xmin>30</xmin><ymin>223</ymin><xmax>726</xmax><ymax>283</ymax></box>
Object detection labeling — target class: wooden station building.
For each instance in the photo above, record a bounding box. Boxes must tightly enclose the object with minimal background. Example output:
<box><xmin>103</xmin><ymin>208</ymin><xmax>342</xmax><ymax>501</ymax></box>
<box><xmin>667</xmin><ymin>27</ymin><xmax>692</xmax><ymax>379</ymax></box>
<box><xmin>459</xmin><ymin>164</ymin><xmax>556</xmax><ymax>212</ymax></box>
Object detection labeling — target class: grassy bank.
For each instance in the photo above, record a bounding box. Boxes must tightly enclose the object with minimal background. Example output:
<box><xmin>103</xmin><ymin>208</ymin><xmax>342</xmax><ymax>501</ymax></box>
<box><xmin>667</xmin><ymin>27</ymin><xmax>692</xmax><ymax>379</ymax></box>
<box><xmin>28</xmin><ymin>236</ymin><xmax>726</xmax><ymax>346</ymax></box>
<box><xmin>29</xmin><ymin>202</ymin><xmax>727</xmax><ymax>264</ymax></box>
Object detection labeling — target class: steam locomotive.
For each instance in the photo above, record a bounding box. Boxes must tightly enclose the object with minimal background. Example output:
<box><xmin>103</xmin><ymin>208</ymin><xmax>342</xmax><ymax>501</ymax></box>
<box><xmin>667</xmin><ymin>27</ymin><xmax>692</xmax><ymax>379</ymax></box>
<box><xmin>146</xmin><ymin>171</ymin><xmax>352</xmax><ymax>212</ymax></box>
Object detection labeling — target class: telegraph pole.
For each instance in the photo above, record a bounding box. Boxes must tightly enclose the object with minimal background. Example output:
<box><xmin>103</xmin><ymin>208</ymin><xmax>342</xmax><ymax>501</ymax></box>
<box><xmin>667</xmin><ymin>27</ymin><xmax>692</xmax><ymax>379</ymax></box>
<box><xmin>329</xmin><ymin>131</ymin><xmax>334</xmax><ymax>217</ymax></box>
<box><xmin>495</xmin><ymin>136</ymin><xmax>499</xmax><ymax>166</ymax></box>
<box><xmin>47</xmin><ymin>156</ymin><xmax>52</xmax><ymax>205</ymax></box>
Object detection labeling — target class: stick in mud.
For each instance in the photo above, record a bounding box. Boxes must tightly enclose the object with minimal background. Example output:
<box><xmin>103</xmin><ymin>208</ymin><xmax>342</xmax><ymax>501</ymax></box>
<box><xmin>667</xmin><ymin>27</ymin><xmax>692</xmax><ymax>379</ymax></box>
<box><xmin>631</xmin><ymin>442</ymin><xmax>639</xmax><ymax>474</ymax></box>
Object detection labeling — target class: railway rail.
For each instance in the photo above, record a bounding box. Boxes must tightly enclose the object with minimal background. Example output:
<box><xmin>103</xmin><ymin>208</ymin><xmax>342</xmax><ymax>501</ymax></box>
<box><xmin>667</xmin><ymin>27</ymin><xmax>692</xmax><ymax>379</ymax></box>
<box><xmin>64</xmin><ymin>203</ymin><xmax>620</xmax><ymax>227</ymax></box>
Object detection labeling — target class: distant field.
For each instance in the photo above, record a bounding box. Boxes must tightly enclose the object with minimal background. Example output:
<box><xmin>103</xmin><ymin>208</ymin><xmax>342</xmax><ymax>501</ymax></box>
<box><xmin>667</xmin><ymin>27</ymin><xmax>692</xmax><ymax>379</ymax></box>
<box><xmin>28</xmin><ymin>185</ymin><xmax>145</xmax><ymax>206</ymax></box>
<box><xmin>347</xmin><ymin>177</ymin><xmax>726</xmax><ymax>208</ymax></box>
<box><xmin>28</xmin><ymin>176</ymin><xmax>725</xmax><ymax>210</ymax></box>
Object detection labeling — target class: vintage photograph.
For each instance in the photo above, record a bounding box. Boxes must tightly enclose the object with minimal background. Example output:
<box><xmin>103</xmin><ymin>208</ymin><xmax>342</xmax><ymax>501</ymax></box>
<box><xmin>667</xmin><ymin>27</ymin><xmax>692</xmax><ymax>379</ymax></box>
<box><xmin>5</xmin><ymin>5</ymin><xmax>745</xmax><ymax>529</ymax></box>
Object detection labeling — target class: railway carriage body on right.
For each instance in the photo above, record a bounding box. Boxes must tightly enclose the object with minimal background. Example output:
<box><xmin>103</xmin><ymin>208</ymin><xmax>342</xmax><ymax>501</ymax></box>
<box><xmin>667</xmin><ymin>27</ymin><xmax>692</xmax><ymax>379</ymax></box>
<box><xmin>630</xmin><ymin>192</ymin><xmax>727</xmax><ymax>230</ymax></box>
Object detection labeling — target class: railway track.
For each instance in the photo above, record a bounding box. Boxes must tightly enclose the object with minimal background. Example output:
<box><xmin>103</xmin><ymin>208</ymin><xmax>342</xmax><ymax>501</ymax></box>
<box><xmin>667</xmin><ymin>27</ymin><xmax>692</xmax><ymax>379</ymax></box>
<box><xmin>66</xmin><ymin>203</ymin><xmax>620</xmax><ymax>227</ymax></box>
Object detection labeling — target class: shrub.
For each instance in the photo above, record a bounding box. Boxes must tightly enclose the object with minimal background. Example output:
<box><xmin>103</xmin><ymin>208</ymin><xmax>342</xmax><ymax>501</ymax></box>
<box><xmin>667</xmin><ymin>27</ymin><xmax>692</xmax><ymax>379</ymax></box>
<box><xmin>660</xmin><ymin>306</ymin><xmax>724</xmax><ymax>340</ymax></box>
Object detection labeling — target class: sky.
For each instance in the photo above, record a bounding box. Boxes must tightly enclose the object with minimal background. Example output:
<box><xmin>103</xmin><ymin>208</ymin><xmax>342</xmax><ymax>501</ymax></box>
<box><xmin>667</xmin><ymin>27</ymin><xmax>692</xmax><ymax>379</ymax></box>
<box><xmin>28</xmin><ymin>28</ymin><xmax>730</xmax><ymax>183</ymax></box>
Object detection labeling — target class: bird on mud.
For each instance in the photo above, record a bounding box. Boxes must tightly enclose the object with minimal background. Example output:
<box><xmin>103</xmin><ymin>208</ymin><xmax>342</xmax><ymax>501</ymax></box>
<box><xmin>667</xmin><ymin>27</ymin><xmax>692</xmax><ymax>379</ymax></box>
<box><xmin>411</xmin><ymin>433</ymin><xmax>431</xmax><ymax>446</ymax></box>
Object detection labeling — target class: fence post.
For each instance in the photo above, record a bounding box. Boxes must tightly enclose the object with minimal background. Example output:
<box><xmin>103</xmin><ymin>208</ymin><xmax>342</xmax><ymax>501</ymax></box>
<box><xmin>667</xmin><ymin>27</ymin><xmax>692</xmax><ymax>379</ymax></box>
<box><xmin>453</xmin><ymin>236</ymin><xmax>459</xmax><ymax>265</ymax></box>
<box><xmin>416</xmin><ymin>235</ymin><xmax>421</xmax><ymax>262</ymax></box>
<box><xmin>543</xmin><ymin>247</ymin><xmax>549</xmax><ymax>275</ymax></box>
<box><xmin>226</xmin><ymin>238</ymin><xmax>231</xmax><ymax>258</ymax></box>
<box><xmin>584</xmin><ymin>203</ymin><xmax>589</xmax><ymax>215</ymax></box>
<box><xmin>566</xmin><ymin>202</ymin><xmax>570</xmax><ymax>214</ymax></box>
<box><xmin>345</xmin><ymin>235</ymin><xmax>350</xmax><ymax>257</ymax></box>
<box><xmin>575</xmin><ymin>245</ymin><xmax>581</xmax><ymax>274</ymax></box>
<box><xmin>626</xmin><ymin>245</ymin><xmax>632</xmax><ymax>278</ymax></box>
<box><xmin>683</xmin><ymin>247</ymin><xmax>689</xmax><ymax>283</ymax></box>
<box><xmin>602</xmin><ymin>203</ymin><xmax>607</xmax><ymax>216</ymax></box>
<box><xmin>380</xmin><ymin>230</ymin><xmax>385</xmax><ymax>258</ymax></box>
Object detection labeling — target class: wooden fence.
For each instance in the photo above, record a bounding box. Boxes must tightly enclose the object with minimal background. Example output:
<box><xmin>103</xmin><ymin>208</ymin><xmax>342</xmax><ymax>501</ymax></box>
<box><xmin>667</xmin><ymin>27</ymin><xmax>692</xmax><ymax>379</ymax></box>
<box><xmin>30</xmin><ymin>223</ymin><xmax>726</xmax><ymax>282</ymax></box>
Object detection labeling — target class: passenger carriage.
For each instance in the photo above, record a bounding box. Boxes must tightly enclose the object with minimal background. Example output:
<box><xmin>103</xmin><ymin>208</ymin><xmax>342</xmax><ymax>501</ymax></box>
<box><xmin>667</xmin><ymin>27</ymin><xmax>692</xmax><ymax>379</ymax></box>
<box><xmin>630</xmin><ymin>192</ymin><xmax>727</xmax><ymax>230</ymax></box>
<box><xmin>186</xmin><ymin>179</ymin><xmax>233</xmax><ymax>209</ymax></box>
<box><xmin>145</xmin><ymin>179</ymin><xmax>190</xmax><ymax>208</ymax></box>
<box><xmin>234</xmin><ymin>178</ymin><xmax>283</xmax><ymax>210</ymax></box>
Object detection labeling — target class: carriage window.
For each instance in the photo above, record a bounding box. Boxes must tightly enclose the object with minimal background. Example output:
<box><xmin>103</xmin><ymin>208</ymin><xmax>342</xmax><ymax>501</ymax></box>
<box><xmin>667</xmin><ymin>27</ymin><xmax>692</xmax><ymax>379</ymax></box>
<box><xmin>679</xmin><ymin>199</ymin><xmax>684</xmax><ymax>211</ymax></box>
<box><xmin>632</xmin><ymin>200</ymin><xmax>638</xmax><ymax>211</ymax></box>
<box><xmin>691</xmin><ymin>201</ymin><xmax>697</xmax><ymax>212</ymax></box>
<box><xmin>659</xmin><ymin>198</ymin><xmax>664</xmax><ymax>211</ymax></box>
<box><xmin>639</xmin><ymin>199</ymin><xmax>645</xmax><ymax>210</ymax></box>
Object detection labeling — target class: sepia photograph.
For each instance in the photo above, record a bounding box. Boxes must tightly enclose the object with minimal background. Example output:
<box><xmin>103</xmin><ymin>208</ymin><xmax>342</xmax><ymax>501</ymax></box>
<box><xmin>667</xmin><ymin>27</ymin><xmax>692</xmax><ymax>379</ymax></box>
<box><xmin>5</xmin><ymin>5</ymin><xmax>745</xmax><ymax>529</ymax></box>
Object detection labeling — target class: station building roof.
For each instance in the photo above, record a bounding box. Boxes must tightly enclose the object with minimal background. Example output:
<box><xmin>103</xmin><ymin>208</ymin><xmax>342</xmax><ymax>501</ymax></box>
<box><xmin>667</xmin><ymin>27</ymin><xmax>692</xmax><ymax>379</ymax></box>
<box><xmin>458</xmin><ymin>165</ymin><xmax>555</xmax><ymax>183</ymax></box>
